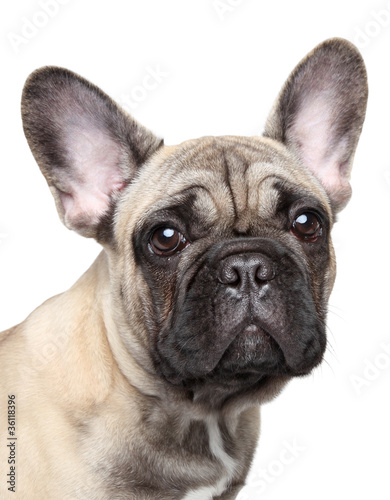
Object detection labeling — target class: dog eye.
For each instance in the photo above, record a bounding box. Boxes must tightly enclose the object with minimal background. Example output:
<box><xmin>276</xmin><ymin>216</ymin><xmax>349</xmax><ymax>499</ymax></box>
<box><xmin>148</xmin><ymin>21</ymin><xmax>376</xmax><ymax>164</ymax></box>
<box><xmin>291</xmin><ymin>212</ymin><xmax>322</xmax><ymax>242</ymax></box>
<box><xmin>149</xmin><ymin>227</ymin><xmax>189</xmax><ymax>256</ymax></box>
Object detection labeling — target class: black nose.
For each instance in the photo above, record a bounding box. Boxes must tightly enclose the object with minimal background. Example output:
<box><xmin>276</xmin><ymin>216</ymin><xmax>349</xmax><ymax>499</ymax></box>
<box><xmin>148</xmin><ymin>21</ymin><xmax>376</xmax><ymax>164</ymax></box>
<box><xmin>218</xmin><ymin>253</ymin><xmax>275</xmax><ymax>289</ymax></box>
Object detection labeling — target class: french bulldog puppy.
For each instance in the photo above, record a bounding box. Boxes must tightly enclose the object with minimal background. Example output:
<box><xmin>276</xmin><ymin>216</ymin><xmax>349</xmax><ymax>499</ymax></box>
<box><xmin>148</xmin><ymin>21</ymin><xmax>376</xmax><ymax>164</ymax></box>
<box><xmin>0</xmin><ymin>38</ymin><xmax>367</xmax><ymax>499</ymax></box>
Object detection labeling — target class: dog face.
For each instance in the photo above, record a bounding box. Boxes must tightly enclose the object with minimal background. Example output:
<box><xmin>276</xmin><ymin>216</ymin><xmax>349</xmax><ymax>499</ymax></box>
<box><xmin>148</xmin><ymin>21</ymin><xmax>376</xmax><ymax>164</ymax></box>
<box><xmin>121</xmin><ymin>136</ymin><xmax>332</xmax><ymax>404</ymax></box>
<box><xmin>21</xmin><ymin>38</ymin><xmax>367</xmax><ymax>407</ymax></box>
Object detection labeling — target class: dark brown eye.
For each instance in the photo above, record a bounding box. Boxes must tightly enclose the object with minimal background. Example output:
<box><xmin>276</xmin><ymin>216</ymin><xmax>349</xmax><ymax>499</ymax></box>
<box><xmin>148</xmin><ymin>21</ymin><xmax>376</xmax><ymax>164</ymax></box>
<box><xmin>291</xmin><ymin>212</ymin><xmax>322</xmax><ymax>241</ymax></box>
<box><xmin>149</xmin><ymin>227</ymin><xmax>188</xmax><ymax>256</ymax></box>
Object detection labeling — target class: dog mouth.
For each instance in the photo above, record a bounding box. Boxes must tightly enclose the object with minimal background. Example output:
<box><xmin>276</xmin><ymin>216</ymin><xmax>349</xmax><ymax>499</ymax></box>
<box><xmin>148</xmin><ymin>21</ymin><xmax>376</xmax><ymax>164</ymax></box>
<box><xmin>175</xmin><ymin>326</ymin><xmax>286</xmax><ymax>404</ymax></box>
<box><xmin>157</xmin><ymin>303</ymin><xmax>325</xmax><ymax>388</ymax></box>
<box><xmin>159</xmin><ymin>320</ymin><xmax>323</xmax><ymax>408</ymax></box>
<box><xmin>159</xmin><ymin>321</ymin><xmax>309</xmax><ymax>388</ymax></box>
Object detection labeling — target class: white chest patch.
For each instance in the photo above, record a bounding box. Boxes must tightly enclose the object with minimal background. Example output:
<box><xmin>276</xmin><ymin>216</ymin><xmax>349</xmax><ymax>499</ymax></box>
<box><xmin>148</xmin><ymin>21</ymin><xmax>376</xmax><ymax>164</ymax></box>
<box><xmin>182</xmin><ymin>485</ymin><xmax>219</xmax><ymax>500</ymax></box>
<box><xmin>182</xmin><ymin>415</ymin><xmax>237</xmax><ymax>500</ymax></box>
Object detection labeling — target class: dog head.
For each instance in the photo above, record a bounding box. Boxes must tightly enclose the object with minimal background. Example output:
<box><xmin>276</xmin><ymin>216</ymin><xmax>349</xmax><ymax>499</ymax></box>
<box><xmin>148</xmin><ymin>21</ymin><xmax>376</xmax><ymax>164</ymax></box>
<box><xmin>21</xmin><ymin>39</ymin><xmax>367</xmax><ymax>407</ymax></box>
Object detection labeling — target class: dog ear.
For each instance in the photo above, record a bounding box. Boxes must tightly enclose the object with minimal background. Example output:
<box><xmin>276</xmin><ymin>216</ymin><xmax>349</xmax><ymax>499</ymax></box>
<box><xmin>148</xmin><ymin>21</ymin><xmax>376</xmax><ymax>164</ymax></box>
<box><xmin>21</xmin><ymin>66</ymin><xmax>163</xmax><ymax>239</ymax></box>
<box><xmin>264</xmin><ymin>38</ymin><xmax>368</xmax><ymax>212</ymax></box>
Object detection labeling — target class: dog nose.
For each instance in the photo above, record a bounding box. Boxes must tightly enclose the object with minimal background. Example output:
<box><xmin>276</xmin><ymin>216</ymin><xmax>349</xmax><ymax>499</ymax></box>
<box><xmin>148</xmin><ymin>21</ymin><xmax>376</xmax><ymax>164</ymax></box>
<box><xmin>218</xmin><ymin>253</ymin><xmax>275</xmax><ymax>289</ymax></box>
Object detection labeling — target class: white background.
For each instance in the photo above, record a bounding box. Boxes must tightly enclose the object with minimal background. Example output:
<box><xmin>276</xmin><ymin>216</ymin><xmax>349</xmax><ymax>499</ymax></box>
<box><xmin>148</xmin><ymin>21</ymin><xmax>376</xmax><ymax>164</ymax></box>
<box><xmin>1</xmin><ymin>1</ymin><xmax>389</xmax><ymax>498</ymax></box>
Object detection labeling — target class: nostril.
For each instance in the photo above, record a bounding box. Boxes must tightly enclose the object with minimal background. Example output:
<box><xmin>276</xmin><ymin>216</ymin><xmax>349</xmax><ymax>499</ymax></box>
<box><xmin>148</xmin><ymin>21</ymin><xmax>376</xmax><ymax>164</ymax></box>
<box><xmin>219</xmin><ymin>265</ymin><xmax>240</xmax><ymax>285</ymax></box>
<box><xmin>255</xmin><ymin>263</ymin><xmax>275</xmax><ymax>283</ymax></box>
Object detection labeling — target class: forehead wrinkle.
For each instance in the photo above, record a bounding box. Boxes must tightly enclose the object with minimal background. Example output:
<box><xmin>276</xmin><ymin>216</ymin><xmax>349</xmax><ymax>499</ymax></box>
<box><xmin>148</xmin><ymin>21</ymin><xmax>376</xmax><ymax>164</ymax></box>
<box><xmin>221</xmin><ymin>147</ymin><xmax>248</xmax><ymax>222</ymax></box>
<box><xmin>223</xmin><ymin>152</ymin><xmax>282</xmax><ymax>232</ymax></box>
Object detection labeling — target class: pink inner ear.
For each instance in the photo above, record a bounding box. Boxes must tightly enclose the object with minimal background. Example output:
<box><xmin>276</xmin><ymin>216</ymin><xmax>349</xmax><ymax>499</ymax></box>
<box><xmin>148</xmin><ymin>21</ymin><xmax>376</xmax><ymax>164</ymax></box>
<box><xmin>289</xmin><ymin>97</ymin><xmax>351</xmax><ymax>200</ymax></box>
<box><xmin>59</xmin><ymin>126</ymin><xmax>125</xmax><ymax>229</ymax></box>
